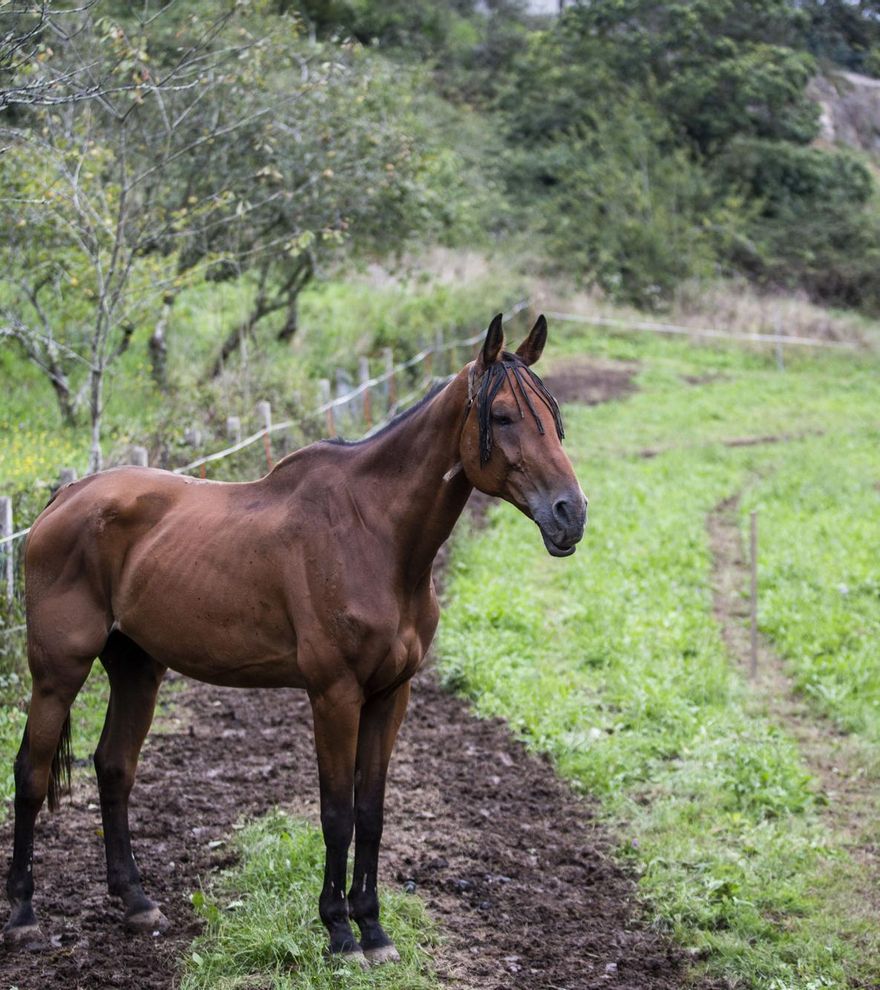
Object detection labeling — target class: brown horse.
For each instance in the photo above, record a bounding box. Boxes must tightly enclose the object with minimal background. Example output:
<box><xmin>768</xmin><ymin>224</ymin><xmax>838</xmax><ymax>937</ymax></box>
<box><xmin>4</xmin><ymin>314</ymin><xmax>586</xmax><ymax>965</ymax></box>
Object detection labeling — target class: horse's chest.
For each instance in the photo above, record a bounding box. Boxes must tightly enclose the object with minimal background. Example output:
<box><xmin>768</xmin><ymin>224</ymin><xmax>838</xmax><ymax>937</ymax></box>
<box><xmin>366</xmin><ymin>627</ymin><xmax>425</xmax><ymax>694</ymax></box>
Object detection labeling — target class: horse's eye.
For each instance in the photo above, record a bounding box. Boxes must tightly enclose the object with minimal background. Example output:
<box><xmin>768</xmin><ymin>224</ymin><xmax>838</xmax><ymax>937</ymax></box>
<box><xmin>492</xmin><ymin>413</ymin><xmax>515</xmax><ymax>427</ymax></box>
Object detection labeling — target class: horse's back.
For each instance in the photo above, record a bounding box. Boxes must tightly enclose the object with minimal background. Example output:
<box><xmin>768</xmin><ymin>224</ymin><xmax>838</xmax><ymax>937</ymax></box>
<box><xmin>28</xmin><ymin>467</ymin><xmax>192</xmax><ymax>569</ymax></box>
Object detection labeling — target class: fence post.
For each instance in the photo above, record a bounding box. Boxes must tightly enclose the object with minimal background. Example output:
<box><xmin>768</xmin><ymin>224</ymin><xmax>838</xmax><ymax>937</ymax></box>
<box><xmin>335</xmin><ymin>367</ymin><xmax>357</xmax><ymax>422</ymax></box>
<box><xmin>359</xmin><ymin>356</ymin><xmax>372</xmax><ymax>428</ymax></box>
<box><xmin>255</xmin><ymin>400</ymin><xmax>272</xmax><ymax>432</ymax></box>
<box><xmin>773</xmin><ymin>311</ymin><xmax>785</xmax><ymax>372</ymax></box>
<box><xmin>129</xmin><ymin>446</ymin><xmax>148</xmax><ymax>467</ymax></box>
<box><xmin>227</xmin><ymin>416</ymin><xmax>242</xmax><ymax>443</ymax></box>
<box><xmin>319</xmin><ymin>378</ymin><xmax>335</xmax><ymax>437</ymax></box>
<box><xmin>383</xmin><ymin>348</ymin><xmax>395</xmax><ymax>411</ymax></box>
<box><xmin>750</xmin><ymin>510</ymin><xmax>759</xmax><ymax>678</ymax></box>
<box><xmin>256</xmin><ymin>401</ymin><xmax>273</xmax><ymax>468</ymax></box>
<box><xmin>424</xmin><ymin>340</ymin><xmax>433</xmax><ymax>380</ymax></box>
<box><xmin>58</xmin><ymin>467</ymin><xmax>77</xmax><ymax>488</ymax></box>
<box><xmin>184</xmin><ymin>426</ymin><xmax>203</xmax><ymax>447</ymax></box>
<box><xmin>0</xmin><ymin>496</ymin><xmax>13</xmax><ymax>605</ymax></box>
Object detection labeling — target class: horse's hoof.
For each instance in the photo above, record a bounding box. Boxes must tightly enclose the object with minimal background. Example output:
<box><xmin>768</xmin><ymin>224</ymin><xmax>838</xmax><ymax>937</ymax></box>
<box><xmin>364</xmin><ymin>943</ymin><xmax>401</xmax><ymax>966</ymax></box>
<box><xmin>124</xmin><ymin>906</ymin><xmax>170</xmax><ymax>935</ymax></box>
<box><xmin>335</xmin><ymin>947</ymin><xmax>369</xmax><ymax>970</ymax></box>
<box><xmin>3</xmin><ymin>923</ymin><xmax>45</xmax><ymax>951</ymax></box>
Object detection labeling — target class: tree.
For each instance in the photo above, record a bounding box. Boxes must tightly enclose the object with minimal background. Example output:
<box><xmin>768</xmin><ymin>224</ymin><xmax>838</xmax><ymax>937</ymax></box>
<box><xmin>1</xmin><ymin>4</ymin><xmax>479</xmax><ymax>467</ymax></box>
<box><xmin>0</xmin><ymin>5</ymin><xmax>258</xmax><ymax>470</ymax></box>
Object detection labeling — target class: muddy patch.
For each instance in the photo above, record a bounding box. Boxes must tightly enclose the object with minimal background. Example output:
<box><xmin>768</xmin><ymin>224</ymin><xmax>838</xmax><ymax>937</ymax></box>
<box><xmin>542</xmin><ymin>360</ymin><xmax>637</xmax><ymax>407</ymax></box>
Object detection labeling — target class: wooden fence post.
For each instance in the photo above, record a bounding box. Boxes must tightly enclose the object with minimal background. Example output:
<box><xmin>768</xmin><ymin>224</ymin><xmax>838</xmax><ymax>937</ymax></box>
<box><xmin>129</xmin><ymin>446</ymin><xmax>148</xmax><ymax>467</ymax></box>
<box><xmin>255</xmin><ymin>400</ymin><xmax>272</xmax><ymax>432</ymax></box>
<box><xmin>184</xmin><ymin>426</ymin><xmax>203</xmax><ymax>447</ymax></box>
<box><xmin>319</xmin><ymin>379</ymin><xmax>335</xmax><ymax>437</ymax></box>
<box><xmin>773</xmin><ymin>312</ymin><xmax>785</xmax><ymax>372</ymax></box>
<box><xmin>336</xmin><ymin>367</ymin><xmax>356</xmax><ymax>422</ymax></box>
<box><xmin>0</xmin><ymin>496</ymin><xmax>13</xmax><ymax>605</ymax></box>
<box><xmin>256</xmin><ymin>401</ymin><xmax>273</xmax><ymax>468</ymax></box>
<box><xmin>359</xmin><ymin>356</ymin><xmax>372</xmax><ymax>428</ymax></box>
<box><xmin>227</xmin><ymin>416</ymin><xmax>242</xmax><ymax>443</ymax></box>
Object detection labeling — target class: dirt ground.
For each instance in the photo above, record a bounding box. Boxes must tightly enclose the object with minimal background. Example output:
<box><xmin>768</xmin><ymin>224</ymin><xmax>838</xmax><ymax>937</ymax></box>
<box><xmin>0</xmin><ymin>360</ymin><xmax>711</xmax><ymax>990</ymax></box>
<box><xmin>541</xmin><ymin>360</ymin><xmax>638</xmax><ymax>408</ymax></box>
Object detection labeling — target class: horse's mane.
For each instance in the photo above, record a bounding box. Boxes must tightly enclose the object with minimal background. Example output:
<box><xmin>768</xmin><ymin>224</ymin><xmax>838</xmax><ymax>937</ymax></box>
<box><xmin>321</xmin><ymin>380</ymin><xmax>447</xmax><ymax>447</ymax></box>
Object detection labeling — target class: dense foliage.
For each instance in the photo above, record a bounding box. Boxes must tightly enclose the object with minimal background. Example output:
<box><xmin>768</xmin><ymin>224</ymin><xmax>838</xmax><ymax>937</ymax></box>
<box><xmin>3</xmin><ymin>0</ymin><xmax>880</xmax><ymax>462</ymax></box>
<box><xmin>284</xmin><ymin>0</ymin><xmax>880</xmax><ymax>309</ymax></box>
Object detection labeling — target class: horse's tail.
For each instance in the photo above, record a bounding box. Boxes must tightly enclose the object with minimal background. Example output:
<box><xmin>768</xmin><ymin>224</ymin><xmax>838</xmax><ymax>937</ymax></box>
<box><xmin>46</xmin><ymin>713</ymin><xmax>73</xmax><ymax>813</ymax></box>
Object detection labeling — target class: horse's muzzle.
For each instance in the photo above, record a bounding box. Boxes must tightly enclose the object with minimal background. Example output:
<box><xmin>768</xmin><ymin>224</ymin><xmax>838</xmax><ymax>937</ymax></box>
<box><xmin>534</xmin><ymin>488</ymin><xmax>588</xmax><ymax>557</ymax></box>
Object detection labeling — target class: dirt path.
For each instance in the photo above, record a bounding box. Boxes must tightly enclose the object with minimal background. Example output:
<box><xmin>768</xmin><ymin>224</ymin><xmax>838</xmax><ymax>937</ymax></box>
<box><xmin>0</xmin><ymin>360</ymin><xmax>707</xmax><ymax>990</ymax></box>
<box><xmin>0</xmin><ymin>667</ymin><xmax>702</xmax><ymax>990</ymax></box>
<box><xmin>708</xmin><ymin>495</ymin><xmax>880</xmax><ymax>914</ymax></box>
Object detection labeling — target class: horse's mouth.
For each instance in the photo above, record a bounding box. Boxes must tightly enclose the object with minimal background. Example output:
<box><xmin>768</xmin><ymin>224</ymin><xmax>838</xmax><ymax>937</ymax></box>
<box><xmin>540</xmin><ymin>529</ymin><xmax>578</xmax><ymax>557</ymax></box>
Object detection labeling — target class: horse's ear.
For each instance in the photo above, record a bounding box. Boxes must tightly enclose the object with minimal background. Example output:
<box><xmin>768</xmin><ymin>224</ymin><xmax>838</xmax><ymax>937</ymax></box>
<box><xmin>475</xmin><ymin>313</ymin><xmax>504</xmax><ymax>375</ymax></box>
<box><xmin>515</xmin><ymin>314</ymin><xmax>547</xmax><ymax>367</ymax></box>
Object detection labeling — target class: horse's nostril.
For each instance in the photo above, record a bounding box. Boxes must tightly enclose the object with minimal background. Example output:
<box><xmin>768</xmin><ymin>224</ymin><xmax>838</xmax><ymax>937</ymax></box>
<box><xmin>553</xmin><ymin>498</ymin><xmax>571</xmax><ymax>526</ymax></box>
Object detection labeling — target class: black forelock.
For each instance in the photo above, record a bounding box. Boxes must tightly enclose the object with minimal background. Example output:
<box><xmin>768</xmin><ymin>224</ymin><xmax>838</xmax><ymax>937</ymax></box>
<box><xmin>475</xmin><ymin>354</ymin><xmax>564</xmax><ymax>465</ymax></box>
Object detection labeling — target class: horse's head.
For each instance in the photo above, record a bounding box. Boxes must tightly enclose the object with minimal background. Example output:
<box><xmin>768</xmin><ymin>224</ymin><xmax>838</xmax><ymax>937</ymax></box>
<box><xmin>459</xmin><ymin>314</ymin><xmax>588</xmax><ymax>557</ymax></box>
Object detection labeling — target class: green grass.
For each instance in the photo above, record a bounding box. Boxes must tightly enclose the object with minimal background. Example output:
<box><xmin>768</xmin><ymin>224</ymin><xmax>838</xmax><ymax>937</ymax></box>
<box><xmin>741</xmin><ymin>433</ymin><xmax>880</xmax><ymax>739</ymax></box>
<box><xmin>180</xmin><ymin>812</ymin><xmax>438</xmax><ymax>990</ymax></box>
<box><xmin>437</xmin><ymin>335</ymin><xmax>880</xmax><ymax>988</ymax></box>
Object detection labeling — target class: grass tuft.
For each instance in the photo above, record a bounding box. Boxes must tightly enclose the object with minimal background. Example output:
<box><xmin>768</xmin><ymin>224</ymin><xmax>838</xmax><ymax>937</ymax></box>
<box><xmin>180</xmin><ymin>812</ymin><xmax>439</xmax><ymax>990</ymax></box>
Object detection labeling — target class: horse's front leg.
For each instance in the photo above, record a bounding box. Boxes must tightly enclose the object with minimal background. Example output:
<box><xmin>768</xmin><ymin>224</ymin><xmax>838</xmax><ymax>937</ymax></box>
<box><xmin>348</xmin><ymin>681</ymin><xmax>410</xmax><ymax>965</ymax></box>
<box><xmin>309</xmin><ymin>683</ymin><xmax>364</xmax><ymax>965</ymax></box>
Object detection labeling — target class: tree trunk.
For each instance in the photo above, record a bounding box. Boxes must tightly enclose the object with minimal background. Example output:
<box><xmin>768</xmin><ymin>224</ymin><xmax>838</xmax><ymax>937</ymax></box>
<box><xmin>48</xmin><ymin>372</ymin><xmax>78</xmax><ymax>426</ymax></box>
<box><xmin>276</xmin><ymin>292</ymin><xmax>298</xmax><ymax>343</ymax></box>
<box><xmin>149</xmin><ymin>292</ymin><xmax>176</xmax><ymax>388</ymax></box>
<box><xmin>87</xmin><ymin>363</ymin><xmax>104</xmax><ymax>474</ymax></box>
<box><xmin>208</xmin><ymin>259</ymin><xmax>312</xmax><ymax>378</ymax></box>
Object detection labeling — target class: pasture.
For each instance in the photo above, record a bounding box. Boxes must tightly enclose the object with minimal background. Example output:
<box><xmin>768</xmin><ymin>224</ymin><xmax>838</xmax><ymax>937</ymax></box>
<box><xmin>0</xmin><ymin>304</ymin><xmax>878</xmax><ymax>990</ymax></box>
<box><xmin>6</xmin><ymin>4</ymin><xmax>880</xmax><ymax>987</ymax></box>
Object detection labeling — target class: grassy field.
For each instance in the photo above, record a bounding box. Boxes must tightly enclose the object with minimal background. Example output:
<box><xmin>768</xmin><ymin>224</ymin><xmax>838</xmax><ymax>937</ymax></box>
<box><xmin>438</xmin><ymin>328</ymin><xmax>880</xmax><ymax>988</ymax></box>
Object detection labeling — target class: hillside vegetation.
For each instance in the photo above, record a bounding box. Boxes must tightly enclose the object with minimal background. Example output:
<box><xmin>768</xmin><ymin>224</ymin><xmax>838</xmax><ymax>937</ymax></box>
<box><xmin>3</xmin><ymin>0</ymin><xmax>880</xmax><ymax>488</ymax></box>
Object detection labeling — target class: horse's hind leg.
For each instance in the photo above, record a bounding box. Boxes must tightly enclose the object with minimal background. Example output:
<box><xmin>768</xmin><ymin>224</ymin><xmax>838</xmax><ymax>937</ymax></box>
<box><xmin>4</xmin><ymin>642</ymin><xmax>93</xmax><ymax>946</ymax></box>
<box><xmin>94</xmin><ymin>633</ymin><xmax>167</xmax><ymax>934</ymax></box>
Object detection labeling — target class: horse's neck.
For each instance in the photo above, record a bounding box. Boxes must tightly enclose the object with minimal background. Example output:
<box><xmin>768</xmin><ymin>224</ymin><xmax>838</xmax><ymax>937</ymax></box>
<box><xmin>353</xmin><ymin>372</ymin><xmax>474</xmax><ymax>583</ymax></box>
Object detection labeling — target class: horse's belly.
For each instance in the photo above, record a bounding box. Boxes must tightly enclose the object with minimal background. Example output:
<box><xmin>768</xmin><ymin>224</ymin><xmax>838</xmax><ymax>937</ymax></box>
<box><xmin>163</xmin><ymin>650</ymin><xmax>305</xmax><ymax>688</ymax></box>
<box><xmin>118</xmin><ymin>611</ymin><xmax>305</xmax><ymax>688</ymax></box>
